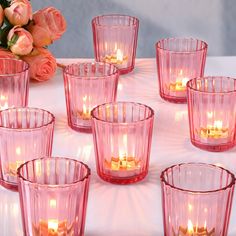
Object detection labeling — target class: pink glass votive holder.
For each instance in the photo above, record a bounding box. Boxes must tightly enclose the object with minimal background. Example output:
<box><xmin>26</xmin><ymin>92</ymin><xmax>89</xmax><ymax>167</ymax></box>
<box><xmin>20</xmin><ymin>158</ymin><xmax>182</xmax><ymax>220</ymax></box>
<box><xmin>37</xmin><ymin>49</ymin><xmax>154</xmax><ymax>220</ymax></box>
<box><xmin>0</xmin><ymin>107</ymin><xmax>55</xmax><ymax>191</ymax></box>
<box><xmin>0</xmin><ymin>58</ymin><xmax>29</xmax><ymax>110</ymax></box>
<box><xmin>17</xmin><ymin>157</ymin><xmax>91</xmax><ymax>236</ymax></box>
<box><xmin>63</xmin><ymin>62</ymin><xmax>119</xmax><ymax>132</ymax></box>
<box><xmin>91</xmin><ymin>102</ymin><xmax>154</xmax><ymax>184</ymax></box>
<box><xmin>156</xmin><ymin>38</ymin><xmax>207</xmax><ymax>103</ymax></box>
<box><xmin>92</xmin><ymin>14</ymin><xmax>139</xmax><ymax>75</ymax></box>
<box><xmin>187</xmin><ymin>76</ymin><xmax>236</xmax><ymax>152</ymax></box>
<box><xmin>161</xmin><ymin>163</ymin><xmax>235</xmax><ymax>236</ymax></box>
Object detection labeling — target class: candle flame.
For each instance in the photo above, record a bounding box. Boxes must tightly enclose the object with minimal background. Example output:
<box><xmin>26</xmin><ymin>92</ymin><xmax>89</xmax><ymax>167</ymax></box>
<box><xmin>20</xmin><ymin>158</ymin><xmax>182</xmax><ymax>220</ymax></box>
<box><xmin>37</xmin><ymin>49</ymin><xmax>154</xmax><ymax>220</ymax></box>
<box><xmin>187</xmin><ymin>219</ymin><xmax>194</xmax><ymax>233</ymax></box>
<box><xmin>83</xmin><ymin>104</ymin><xmax>87</xmax><ymax>114</ymax></box>
<box><xmin>82</xmin><ymin>95</ymin><xmax>90</xmax><ymax>115</ymax></box>
<box><xmin>176</xmin><ymin>70</ymin><xmax>189</xmax><ymax>87</ymax></box>
<box><xmin>204</xmin><ymin>220</ymin><xmax>207</xmax><ymax>230</ymax></box>
<box><xmin>48</xmin><ymin>219</ymin><xmax>58</xmax><ymax>232</ymax></box>
<box><xmin>116</xmin><ymin>49</ymin><xmax>123</xmax><ymax>62</ymax></box>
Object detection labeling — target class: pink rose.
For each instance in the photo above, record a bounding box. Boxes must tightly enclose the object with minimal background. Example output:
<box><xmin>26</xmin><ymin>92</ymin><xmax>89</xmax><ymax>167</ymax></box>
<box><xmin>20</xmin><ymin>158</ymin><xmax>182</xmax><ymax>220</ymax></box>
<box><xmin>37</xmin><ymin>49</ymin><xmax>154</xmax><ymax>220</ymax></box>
<box><xmin>33</xmin><ymin>7</ymin><xmax>66</xmax><ymax>41</ymax></box>
<box><xmin>27</xmin><ymin>23</ymin><xmax>52</xmax><ymax>47</ymax></box>
<box><xmin>4</xmin><ymin>0</ymin><xmax>32</xmax><ymax>26</ymax></box>
<box><xmin>0</xmin><ymin>47</ymin><xmax>16</xmax><ymax>58</ymax></box>
<box><xmin>7</xmin><ymin>26</ymin><xmax>33</xmax><ymax>55</ymax></box>
<box><xmin>21</xmin><ymin>48</ymin><xmax>57</xmax><ymax>82</ymax></box>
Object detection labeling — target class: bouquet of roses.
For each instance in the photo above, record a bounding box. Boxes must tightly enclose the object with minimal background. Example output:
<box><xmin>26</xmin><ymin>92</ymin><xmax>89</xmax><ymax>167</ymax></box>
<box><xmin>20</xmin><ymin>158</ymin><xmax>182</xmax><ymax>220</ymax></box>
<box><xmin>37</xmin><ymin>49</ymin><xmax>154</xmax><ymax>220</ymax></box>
<box><xmin>0</xmin><ymin>0</ymin><xmax>66</xmax><ymax>81</ymax></box>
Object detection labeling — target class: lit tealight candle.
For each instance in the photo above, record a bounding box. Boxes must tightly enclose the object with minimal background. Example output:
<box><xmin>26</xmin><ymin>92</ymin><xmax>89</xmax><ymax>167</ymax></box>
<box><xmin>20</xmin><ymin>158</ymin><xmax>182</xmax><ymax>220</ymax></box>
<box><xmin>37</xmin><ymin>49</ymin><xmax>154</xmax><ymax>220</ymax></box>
<box><xmin>200</xmin><ymin>120</ymin><xmax>229</xmax><ymax>139</ymax></box>
<box><xmin>169</xmin><ymin>70</ymin><xmax>189</xmax><ymax>92</ymax></box>
<box><xmin>33</xmin><ymin>219</ymin><xmax>70</xmax><ymax>236</ymax></box>
<box><xmin>32</xmin><ymin>199</ymin><xmax>72</xmax><ymax>236</ymax></box>
<box><xmin>187</xmin><ymin>219</ymin><xmax>194</xmax><ymax>234</ymax></box>
<box><xmin>105</xmin><ymin>134</ymin><xmax>141</xmax><ymax>177</ymax></box>
<box><xmin>177</xmin><ymin>219</ymin><xmax>215</xmax><ymax>236</ymax></box>
<box><xmin>77</xmin><ymin>95</ymin><xmax>91</xmax><ymax>120</ymax></box>
<box><xmin>5</xmin><ymin>147</ymin><xmax>23</xmax><ymax>177</ymax></box>
<box><xmin>103</xmin><ymin>48</ymin><xmax>128</xmax><ymax>66</ymax></box>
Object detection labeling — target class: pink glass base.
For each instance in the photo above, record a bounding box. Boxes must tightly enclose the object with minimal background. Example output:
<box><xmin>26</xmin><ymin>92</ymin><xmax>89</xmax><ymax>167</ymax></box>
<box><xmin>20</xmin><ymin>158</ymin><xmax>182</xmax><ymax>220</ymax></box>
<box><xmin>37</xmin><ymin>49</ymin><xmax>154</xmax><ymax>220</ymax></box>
<box><xmin>117</xmin><ymin>65</ymin><xmax>134</xmax><ymax>75</ymax></box>
<box><xmin>160</xmin><ymin>92</ymin><xmax>187</xmax><ymax>103</ymax></box>
<box><xmin>191</xmin><ymin>140</ymin><xmax>235</xmax><ymax>152</ymax></box>
<box><xmin>98</xmin><ymin>171</ymin><xmax>147</xmax><ymax>184</ymax></box>
<box><xmin>0</xmin><ymin>178</ymin><xmax>18</xmax><ymax>191</ymax></box>
<box><xmin>69</xmin><ymin>123</ymin><xmax>92</xmax><ymax>133</ymax></box>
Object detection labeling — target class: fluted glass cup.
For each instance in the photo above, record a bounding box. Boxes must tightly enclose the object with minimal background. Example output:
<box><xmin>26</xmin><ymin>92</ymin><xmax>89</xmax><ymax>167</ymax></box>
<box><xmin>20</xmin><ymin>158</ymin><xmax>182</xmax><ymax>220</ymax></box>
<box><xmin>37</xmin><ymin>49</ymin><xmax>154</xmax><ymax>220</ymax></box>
<box><xmin>92</xmin><ymin>14</ymin><xmax>139</xmax><ymax>74</ymax></box>
<box><xmin>156</xmin><ymin>38</ymin><xmax>207</xmax><ymax>103</ymax></box>
<box><xmin>63</xmin><ymin>62</ymin><xmax>119</xmax><ymax>132</ymax></box>
<box><xmin>17</xmin><ymin>157</ymin><xmax>91</xmax><ymax>236</ymax></box>
<box><xmin>91</xmin><ymin>102</ymin><xmax>154</xmax><ymax>184</ymax></box>
<box><xmin>187</xmin><ymin>76</ymin><xmax>236</xmax><ymax>152</ymax></box>
<box><xmin>161</xmin><ymin>163</ymin><xmax>235</xmax><ymax>236</ymax></box>
<box><xmin>0</xmin><ymin>107</ymin><xmax>55</xmax><ymax>191</ymax></box>
<box><xmin>0</xmin><ymin>58</ymin><xmax>29</xmax><ymax>110</ymax></box>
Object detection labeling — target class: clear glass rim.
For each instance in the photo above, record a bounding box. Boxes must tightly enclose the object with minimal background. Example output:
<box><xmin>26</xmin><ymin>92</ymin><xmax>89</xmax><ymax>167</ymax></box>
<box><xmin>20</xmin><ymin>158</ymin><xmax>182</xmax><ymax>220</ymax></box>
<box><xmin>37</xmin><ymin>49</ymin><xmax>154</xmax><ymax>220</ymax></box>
<box><xmin>17</xmin><ymin>157</ymin><xmax>91</xmax><ymax>187</ymax></box>
<box><xmin>187</xmin><ymin>76</ymin><xmax>236</xmax><ymax>94</ymax></box>
<box><xmin>155</xmin><ymin>37</ymin><xmax>208</xmax><ymax>53</ymax></box>
<box><xmin>160</xmin><ymin>162</ymin><xmax>235</xmax><ymax>194</ymax></box>
<box><xmin>0</xmin><ymin>107</ymin><xmax>55</xmax><ymax>131</ymax></box>
<box><xmin>0</xmin><ymin>58</ymin><xmax>29</xmax><ymax>77</ymax></box>
<box><xmin>63</xmin><ymin>62</ymin><xmax>119</xmax><ymax>79</ymax></box>
<box><xmin>91</xmin><ymin>101</ymin><xmax>154</xmax><ymax>125</ymax></box>
<box><xmin>92</xmin><ymin>14</ymin><xmax>139</xmax><ymax>27</ymax></box>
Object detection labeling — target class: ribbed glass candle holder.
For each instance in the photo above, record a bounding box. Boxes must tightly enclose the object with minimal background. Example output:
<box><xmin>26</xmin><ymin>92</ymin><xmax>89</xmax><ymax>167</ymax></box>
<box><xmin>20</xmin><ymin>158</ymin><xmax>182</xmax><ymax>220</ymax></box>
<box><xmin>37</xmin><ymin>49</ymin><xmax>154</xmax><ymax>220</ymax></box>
<box><xmin>63</xmin><ymin>62</ymin><xmax>119</xmax><ymax>132</ymax></box>
<box><xmin>156</xmin><ymin>38</ymin><xmax>207</xmax><ymax>103</ymax></box>
<box><xmin>17</xmin><ymin>157</ymin><xmax>91</xmax><ymax>236</ymax></box>
<box><xmin>0</xmin><ymin>107</ymin><xmax>55</xmax><ymax>191</ymax></box>
<box><xmin>0</xmin><ymin>58</ymin><xmax>29</xmax><ymax>110</ymax></box>
<box><xmin>161</xmin><ymin>163</ymin><xmax>235</xmax><ymax>236</ymax></box>
<box><xmin>187</xmin><ymin>76</ymin><xmax>236</xmax><ymax>152</ymax></box>
<box><xmin>92</xmin><ymin>14</ymin><xmax>139</xmax><ymax>74</ymax></box>
<box><xmin>91</xmin><ymin>102</ymin><xmax>154</xmax><ymax>184</ymax></box>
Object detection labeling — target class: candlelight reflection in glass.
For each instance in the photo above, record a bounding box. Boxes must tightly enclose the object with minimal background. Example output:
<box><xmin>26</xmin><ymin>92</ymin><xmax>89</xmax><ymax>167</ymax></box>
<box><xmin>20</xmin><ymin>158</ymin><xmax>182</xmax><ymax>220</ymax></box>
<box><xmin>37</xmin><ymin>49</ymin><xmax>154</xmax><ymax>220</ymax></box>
<box><xmin>161</xmin><ymin>163</ymin><xmax>235</xmax><ymax>236</ymax></box>
<box><xmin>187</xmin><ymin>76</ymin><xmax>236</xmax><ymax>152</ymax></box>
<box><xmin>156</xmin><ymin>38</ymin><xmax>207</xmax><ymax>103</ymax></box>
<box><xmin>92</xmin><ymin>14</ymin><xmax>139</xmax><ymax>74</ymax></box>
<box><xmin>63</xmin><ymin>62</ymin><xmax>119</xmax><ymax>132</ymax></box>
<box><xmin>0</xmin><ymin>107</ymin><xmax>55</xmax><ymax>191</ymax></box>
<box><xmin>91</xmin><ymin>102</ymin><xmax>154</xmax><ymax>184</ymax></box>
<box><xmin>17</xmin><ymin>157</ymin><xmax>90</xmax><ymax>236</ymax></box>
<box><xmin>0</xmin><ymin>58</ymin><xmax>29</xmax><ymax>110</ymax></box>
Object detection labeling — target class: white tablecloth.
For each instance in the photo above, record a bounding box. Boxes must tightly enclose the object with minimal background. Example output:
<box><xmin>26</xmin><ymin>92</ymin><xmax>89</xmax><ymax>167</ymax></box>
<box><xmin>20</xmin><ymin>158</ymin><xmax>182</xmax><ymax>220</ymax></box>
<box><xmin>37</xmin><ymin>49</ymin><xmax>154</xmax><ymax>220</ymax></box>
<box><xmin>1</xmin><ymin>57</ymin><xmax>236</xmax><ymax>236</ymax></box>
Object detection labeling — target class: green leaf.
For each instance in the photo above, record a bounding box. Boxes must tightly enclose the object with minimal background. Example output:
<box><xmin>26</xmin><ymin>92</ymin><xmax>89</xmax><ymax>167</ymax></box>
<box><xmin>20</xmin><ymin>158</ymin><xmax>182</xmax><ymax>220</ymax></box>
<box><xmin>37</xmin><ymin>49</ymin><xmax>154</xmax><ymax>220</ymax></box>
<box><xmin>0</xmin><ymin>0</ymin><xmax>11</xmax><ymax>8</ymax></box>
<box><xmin>0</xmin><ymin>18</ymin><xmax>13</xmax><ymax>47</ymax></box>
<box><xmin>7</xmin><ymin>34</ymin><xmax>19</xmax><ymax>47</ymax></box>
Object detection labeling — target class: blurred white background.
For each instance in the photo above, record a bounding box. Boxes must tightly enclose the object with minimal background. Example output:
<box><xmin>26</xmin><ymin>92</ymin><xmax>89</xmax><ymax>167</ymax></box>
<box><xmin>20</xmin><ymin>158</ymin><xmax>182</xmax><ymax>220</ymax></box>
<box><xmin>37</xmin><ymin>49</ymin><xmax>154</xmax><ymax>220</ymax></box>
<box><xmin>32</xmin><ymin>0</ymin><xmax>236</xmax><ymax>58</ymax></box>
